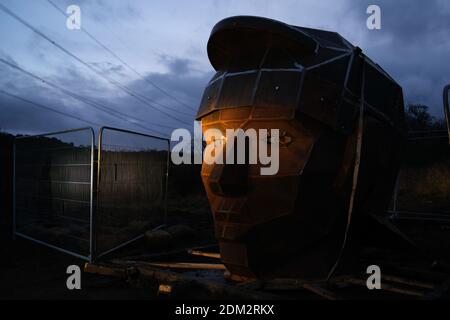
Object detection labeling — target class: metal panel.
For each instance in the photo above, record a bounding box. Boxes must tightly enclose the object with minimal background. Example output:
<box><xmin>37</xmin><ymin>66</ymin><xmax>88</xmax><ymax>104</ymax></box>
<box><xmin>254</xmin><ymin>70</ymin><xmax>303</xmax><ymax>109</ymax></box>
<box><xmin>95</xmin><ymin>127</ymin><xmax>170</xmax><ymax>258</ymax></box>
<box><xmin>389</xmin><ymin>131</ymin><xmax>450</xmax><ymax>215</ymax></box>
<box><xmin>14</xmin><ymin>127</ymin><xmax>95</xmax><ymax>260</ymax></box>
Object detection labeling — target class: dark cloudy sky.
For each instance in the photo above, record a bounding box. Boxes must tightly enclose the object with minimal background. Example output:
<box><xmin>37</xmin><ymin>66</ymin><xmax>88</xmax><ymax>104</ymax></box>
<box><xmin>0</xmin><ymin>0</ymin><xmax>449</xmax><ymax>137</ymax></box>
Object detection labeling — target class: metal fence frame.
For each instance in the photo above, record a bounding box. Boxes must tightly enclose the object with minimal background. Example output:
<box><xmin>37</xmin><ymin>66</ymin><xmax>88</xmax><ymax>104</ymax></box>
<box><xmin>444</xmin><ymin>84</ymin><xmax>450</xmax><ymax>144</ymax></box>
<box><xmin>13</xmin><ymin>126</ymin><xmax>170</xmax><ymax>262</ymax></box>
<box><xmin>94</xmin><ymin>126</ymin><xmax>170</xmax><ymax>259</ymax></box>
<box><xmin>390</xmin><ymin>86</ymin><xmax>450</xmax><ymax>216</ymax></box>
<box><xmin>389</xmin><ymin>132</ymin><xmax>449</xmax><ymax>216</ymax></box>
<box><xmin>13</xmin><ymin>127</ymin><xmax>95</xmax><ymax>261</ymax></box>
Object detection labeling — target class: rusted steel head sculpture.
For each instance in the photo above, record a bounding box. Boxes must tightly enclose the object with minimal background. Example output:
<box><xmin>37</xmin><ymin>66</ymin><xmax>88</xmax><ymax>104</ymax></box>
<box><xmin>196</xmin><ymin>16</ymin><xmax>405</xmax><ymax>279</ymax></box>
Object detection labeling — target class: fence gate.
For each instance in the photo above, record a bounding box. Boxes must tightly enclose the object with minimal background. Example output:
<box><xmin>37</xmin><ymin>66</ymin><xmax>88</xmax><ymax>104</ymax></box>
<box><xmin>14</xmin><ymin>127</ymin><xmax>95</xmax><ymax>260</ymax></box>
<box><xmin>14</xmin><ymin>126</ymin><xmax>170</xmax><ymax>261</ymax></box>
<box><xmin>95</xmin><ymin>127</ymin><xmax>170</xmax><ymax>258</ymax></box>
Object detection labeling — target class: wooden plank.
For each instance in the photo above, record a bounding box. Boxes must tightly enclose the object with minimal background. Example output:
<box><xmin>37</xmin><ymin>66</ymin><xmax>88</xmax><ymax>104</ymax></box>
<box><xmin>223</xmin><ymin>270</ymin><xmax>253</xmax><ymax>283</ymax></box>
<box><xmin>146</xmin><ymin>262</ymin><xmax>226</xmax><ymax>270</ymax></box>
<box><xmin>114</xmin><ymin>260</ymin><xmax>226</xmax><ymax>270</ymax></box>
<box><xmin>187</xmin><ymin>249</ymin><xmax>221</xmax><ymax>259</ymax></box>
<box><xmin>84</xmin><ymin>262</ymin><xmax>135</xmax><ymax>278</ymax></box>
<box><xmin>120</xmin><ymin>244</ymin><xmax>219</xmax><ymax>261</ymax></box>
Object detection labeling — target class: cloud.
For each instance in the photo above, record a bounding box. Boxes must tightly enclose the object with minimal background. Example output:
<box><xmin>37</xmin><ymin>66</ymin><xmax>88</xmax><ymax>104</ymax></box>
<box><xmin>88</xmin><ymin>61</ymin><xmax>127</xmax><ymax>78</ymax></box>
<box><xmin>0</xmin><ymin>50</ymin><xmax>212</xmax><ymax>135</ymax></box>
<box><xmin>159</xmin><ymin>55</ymin><xmax>193</xmax><ymax>75</ymax></box>
<box><xmin>342</xmin><ymin>0</ymin><xmax>450</xmax><ymax>116</ymax></box>
<box><xmin>116</xmin><ymin>55</ymin><xmax>213</xmax><ymax>126</ymax></box>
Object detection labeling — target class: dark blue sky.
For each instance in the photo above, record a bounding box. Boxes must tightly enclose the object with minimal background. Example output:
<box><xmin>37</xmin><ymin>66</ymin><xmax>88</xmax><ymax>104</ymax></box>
<box><xmin>1</xmin><ymin>0</ymin><xmax>449</xmax><ymax>136</ymax></box>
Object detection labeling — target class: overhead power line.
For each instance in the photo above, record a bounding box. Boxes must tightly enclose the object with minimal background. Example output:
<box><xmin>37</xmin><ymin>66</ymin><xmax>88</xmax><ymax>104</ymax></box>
<box><xmin>46</xmin><ymin>0</ymin><xmax>197</xmax><ymax>113</ymax></box>
<box><xmin>0</xmin><ymin>2</ymin><xmax>193</xmax><ymax>127</ymax></box>
<box><xmin>0</xmin><ymin>88</ymin><xmax>102</xmax><ymax>127</ymax></box>
<box><xmin>0</xmin><ymin>57</ymin><xmax>168</xmax><ymax>137</ymax></box>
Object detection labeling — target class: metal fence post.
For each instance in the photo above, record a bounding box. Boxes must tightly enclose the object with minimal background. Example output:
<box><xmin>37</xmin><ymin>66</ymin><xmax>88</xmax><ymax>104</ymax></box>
<box><xmin>12</xmin><ymin>139</ymin><xmax>16</xmax><ymax>240</ymax></box>
<box><xmin>89</xmin><ymin>127</ymin><xmax>95</xmax><ymax>263</ymax></box>
<box><xmin>444</xmin><ymin>84</ymin><xmax>450</xmax><ymax>144</ymax></box>
<box><xmin>164</xmin><ymin>140</ymin><xmax>170</xmax><ymax>225</ymax></box>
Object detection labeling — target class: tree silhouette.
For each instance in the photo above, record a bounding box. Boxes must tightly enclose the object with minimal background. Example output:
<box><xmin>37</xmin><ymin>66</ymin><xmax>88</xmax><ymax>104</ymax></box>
<box><xmin>405</xmin><ymin>104</ymin><xmax>446</xmax><ymax>131</ymax></box>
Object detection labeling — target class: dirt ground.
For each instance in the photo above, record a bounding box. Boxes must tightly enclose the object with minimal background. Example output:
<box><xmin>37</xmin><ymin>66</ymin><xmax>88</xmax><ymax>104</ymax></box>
<box><xmin>0</xmin><ymin>236</ymin><xmax>159</xmax><ymax>300</ymax></box>
<box><xmin>0</xmin><ymin>197</ymin><xmax>214</xmax><ymax>300</ymax></box>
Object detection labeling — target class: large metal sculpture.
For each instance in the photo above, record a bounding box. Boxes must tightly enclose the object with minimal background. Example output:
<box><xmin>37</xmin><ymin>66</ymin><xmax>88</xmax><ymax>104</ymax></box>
<box><xmin>196</xmin><ymin>16</ymin><xmax>405</xmax><ymax>279</ymax></box>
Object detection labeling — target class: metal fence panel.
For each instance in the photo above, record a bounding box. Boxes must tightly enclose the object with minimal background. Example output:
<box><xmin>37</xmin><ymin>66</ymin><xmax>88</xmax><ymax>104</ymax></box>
<box><xmin>390</xmin><ymin>132</ymin><xmax>450</xmax><ymax>215</ymax></box>
<box><xmin>95</xmin><ymin>127</ymin><xmax>169</xmax><ymax>258</ymax></box>
<box><xmin>14</xmin><ymin>127</ymin><xmax>94</xmax><ymax>260</ymax></box>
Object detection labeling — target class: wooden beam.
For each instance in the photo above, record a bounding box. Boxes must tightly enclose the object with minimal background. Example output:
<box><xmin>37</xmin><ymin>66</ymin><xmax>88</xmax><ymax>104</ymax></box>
<box><xmin>121</xmin><ymin>244</ymin><xmax>219</xmax><ymax>261</ymax></box>
<box><xmin>114</xmin><ymin>260</ymin><xmax>226</xmax><ymax>270</ymax></box>
<box><xmin>187</xmin><ymin>249</ymin><xmax>221</xmax><ymax>259</ymax></box>
<box><xmin>84</xmin><ymin>262</ymin><xmax>136</xmax><ymax>278</ymax></box>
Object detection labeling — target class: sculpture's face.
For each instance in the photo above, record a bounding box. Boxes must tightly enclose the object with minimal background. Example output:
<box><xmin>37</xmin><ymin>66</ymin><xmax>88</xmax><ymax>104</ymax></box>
<box><xmin>201</xmin><ymin>104</ymin><xmax>309</xmax><ymax>217</ymax></box>
<box><xmin>199</xmin><ymin>104</ymin><xmax>337</xmax><ymax>275</ymax></box>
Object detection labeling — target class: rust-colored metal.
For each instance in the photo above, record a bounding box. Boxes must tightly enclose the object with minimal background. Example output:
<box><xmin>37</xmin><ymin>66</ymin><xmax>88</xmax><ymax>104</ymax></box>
<box><xmin>196</xmin><ymin>16</ymin><xmax>406</xmax><ymax>279</ymax></box>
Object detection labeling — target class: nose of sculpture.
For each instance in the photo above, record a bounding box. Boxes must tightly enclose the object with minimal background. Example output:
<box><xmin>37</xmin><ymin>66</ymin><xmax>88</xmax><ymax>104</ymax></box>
<box><xmin>208</xmin><ymin>161</ymin><xmax>249</xmax><ymax>197</ymax></box>
<box><xmin>208</xmin><ymin>137</ymin><xmax>250</xmax><ymax>197</ymax></box>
